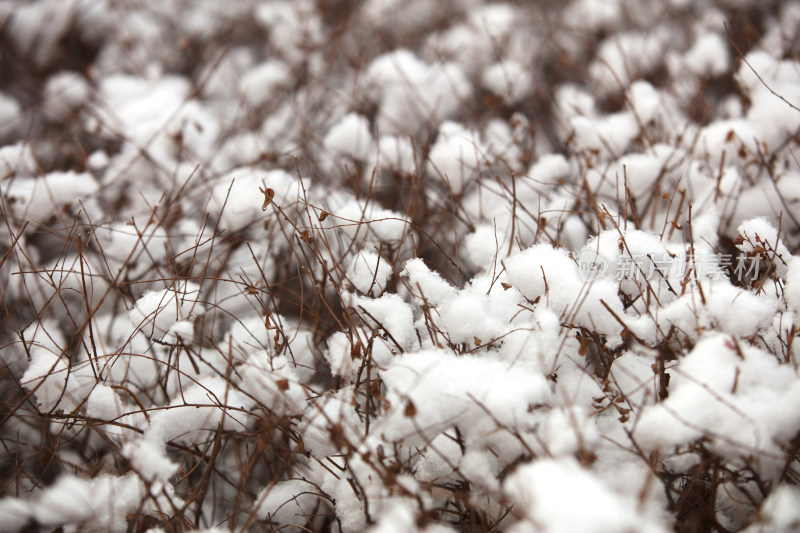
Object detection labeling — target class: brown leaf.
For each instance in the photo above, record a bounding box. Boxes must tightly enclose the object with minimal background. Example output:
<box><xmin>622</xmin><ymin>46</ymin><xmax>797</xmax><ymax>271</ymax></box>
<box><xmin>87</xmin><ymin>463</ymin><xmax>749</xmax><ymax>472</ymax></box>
<box><xmin>261</xmin><ymin>187</ymin><xmax>275</xmax><ymax>210</ymax></box>
<box><xmin>300</xmin><ymin>229</ymin><xmax>314</xmax><ymax>243</ymax></box>
<box><xmin>351</xmin><ymin>340</ymin><xmax>363</xmax><ymax>360</ymax></box>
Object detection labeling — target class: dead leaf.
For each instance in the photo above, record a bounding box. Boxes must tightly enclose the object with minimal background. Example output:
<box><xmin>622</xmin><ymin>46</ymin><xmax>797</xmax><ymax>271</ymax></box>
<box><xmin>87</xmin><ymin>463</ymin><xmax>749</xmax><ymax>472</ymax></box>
<box><xmin>260</xmin><ymin>187</ymin><xmax>275</xmax><ymax>210</ymax></box>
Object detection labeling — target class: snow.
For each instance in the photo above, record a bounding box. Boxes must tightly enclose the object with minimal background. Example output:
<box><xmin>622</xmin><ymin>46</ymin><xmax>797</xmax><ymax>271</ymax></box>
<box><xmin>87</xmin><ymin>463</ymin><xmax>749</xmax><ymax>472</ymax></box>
<box><xmin>3</xmin><ymin>171</ymin><xmax>98</xmax><ymax>224</ymax></box>
<box><xmin>463</xmin><ymin>224</ymin><xmax>499</xmax><ymax>269</ymax></box>
<box><xmin>42</xmin><ymin>71</ymin><xmax>90</xmax><ymax>121</ymax></box>
<box><xmin>0</xmin><ymin>92</ymin><xmax>21</xmax><ymax>138</ymax></box>
<box><xmin>328</xmin><ymin>197</ymin><xmax>410</xmax><ymax>245</ymax></box>
<box><xmin>635</xmin><ymin>334</ymin><xmax>800</xmax><ymax>464</ymax></box>
<box><xmin>0</xmin><ymin>142</ymin><xmax>36</xmax><ymax>176</ymax></box>
<box><xmin>503</xmin><ymin>458</ymin><xmax>666</xmax><ymax>533</ymax></box>
<box><xmin>4</xmin><ymin>1</ymin><xmax>800</xmax><ymax>531</ymax></box>
<box><xmin>239</xmin><ymin>60</ymin><xmax>291</xmax><ymax>109</ymax></box>
<box><xmin>323</xmin><ymin>113</ymin><xmax>375</xmax><ymax>161</ymax></box>
<box><xmin>239</xmin><ymin>353</ymin><xmax>307</xmax><ymax>417</ymax></box>
<box><xmin>684</xmin><ymin>33</ymin><xmax>730</xmax><ymax>77</ymax></box>
<box><xmin>209</xmin><ymin>168</ymin><xmax>304</xmax><ymax>231</ymax></box>
<box><xmin>374</xmin><ymin>134</ymin><xmax>417</xmax><ymax>175</ymax></box>
<box><xmin>426</xmin><ymin>121</ymin><xmax>486</xmax><ymax>194</ymax></box>
<box><xmin>34</xmin><ymin>475</ymin><xmax>94</xmax><ymax>527</ymax></box>
<box><xmin>129</xmin><ymin>281</ymin><xmax>204</xmax><ymax>341</ymax></box>
<box><xmin>376</xmin><ymin>348</ymin><xmax>551</xmax><ymax>445</ymax></box>
<box><xmin>628</xmin><ymin>80</ymin><xmax>663</xmax><ymax>124</ymax></box>
<box><xmin>254</xmin><ymin>0</ymin><xmax>324</xmax><ymax>66</ymax></box>
<box><xmin>785</xmin><ymin>257</ymin><xmax>800</xmax><ymax>315</ymax></box>
<box><xmin>742</xmin><ymin>484</ymin><xmax>800</xmax><ymax>533</ymax></box>
<box><xmin>87</xmin><ymin>384</ymin><xmax>123</xmax><ymax>421</ymax></box>
<box><xmin>365</xmin><ymin>49</ymin><xmax>472</xmax><ymax>134</ymax></box>
<box><xmin>736</xmin><ymin>52</ymin><xmax>800</xmax><ymax>148</ymax></box>
<box><xmin>255</xmin><ymin>479</ymin><xmax>320</xmax><ymax>527</ymax></box>
<box><xmin>504</xmin><ymin>243</ymin><xmax>625</xmax><ymax>345</ymax></box>
<box><xmin>481</xmin><ymin>59</ymin><xmax>533</xmax><ymax>104</ymax></box>
<box><xmin>402</xmin><ymin>258</ymin><xmax>458</xmax><ymax>304</ymax></box>
<box><xmin>347</xmin><ymin>250</ymin><xmax>393</xmax><ymax>295</ymax></box>
<box><xmin>563</xmin><ymin>0</ymin><xmax>622</xmax><ymax>32</ymax></box>
<box><xmin>528</xmin><ymin>153</ymin><xmax>572</xmax><ymax>187</ymax></box>
<box><xmin>20</xmin><ymin>320</ymin><xmax>94</xmax><ymax>412</ymax></box>
<box><xmin>348</xmin><ymin>292</ymin><xmax>417</xmax><ymax>353</ymax></box>
<box><xmin>300</xmin><ymin>389</ymin><xmax>365</xmax><ymax>458</ymax></box>
<box><xmin>735</xmin><ymin>217</ymin><xmax>792</xmax><ymax>277</ymax></box>
<box><xmin>590</xmin><ymin>30</ymin><xmax>666</xmax><ymax>93</ymax></box>
<box><xmin>0</xmin><ymin>498</ymin><xmax>31</xmax><ymax>533</ymax></box>
<box><xmin>122</xmin><ymin>438</ymin><xmax>179</xmax><ymax>482</ymax></box>
<box><xmin>147</xmin><ymin>376</ymin><xmax>250</xmax><ymax>445</ymax></box>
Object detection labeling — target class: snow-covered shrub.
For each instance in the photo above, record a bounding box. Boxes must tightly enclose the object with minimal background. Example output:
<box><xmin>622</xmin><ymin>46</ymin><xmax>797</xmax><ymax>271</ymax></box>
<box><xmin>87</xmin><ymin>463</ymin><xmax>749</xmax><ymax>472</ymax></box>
<box><xmin>2</xmin><ymin>1</ymin><xmax>800</xmax><ymax>532</ymax></box>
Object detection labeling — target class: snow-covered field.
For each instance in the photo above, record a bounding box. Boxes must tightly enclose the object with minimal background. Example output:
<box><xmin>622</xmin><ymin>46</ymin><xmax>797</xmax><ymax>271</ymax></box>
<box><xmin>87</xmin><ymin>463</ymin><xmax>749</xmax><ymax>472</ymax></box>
<box><xmin>1</xmin><ymin>0</ymin><xmax>800</xmax><ymax>531</ymax></box>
